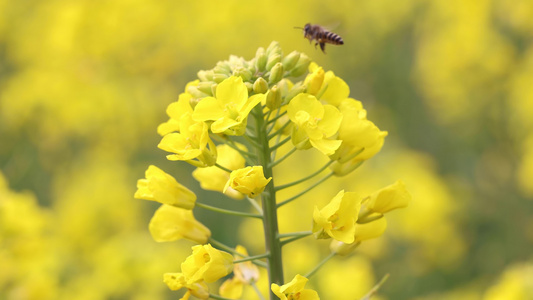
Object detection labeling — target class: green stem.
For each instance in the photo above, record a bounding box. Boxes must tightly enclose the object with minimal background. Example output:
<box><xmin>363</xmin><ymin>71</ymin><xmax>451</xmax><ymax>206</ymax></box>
<box><xmin>244</xmin><ymin>133</ymin><xmax>263</xmax><ymax>150</ymax></box>
<box><xmin>267</xmin><ymin>120</ymin><xmax>291</xmax><ymax>140</ymax></box>
<box><xmin>209</xmin><ymin>238</ymin><xmax>268</xmax><ymax>268</ymax></box>
<box><xmin>277</xmin><ymin>172</ymin><xmax>334</xmax><ymax>208</ymax></box>
<box><xmin>247</xmin><ymin>196</ymin><xmax>264</xmax><ymax>214</ymax></box>
<box><xmin>253</xmin><ymin>104</ymin><xmax>284</xmax><ymax>299</ymax></box>
<box><xmin>269</xmin><ymin>147</ymin><xmax>297</xmax><ymax>168</ymax></box>
<box><xmin>270</xmin><ymin>133</ymin><xmax>283</xmax><ymax>162</ymax></box>
<box><xmin>267</xmin><ymin>109</ymin><xmax>287</xmax><ymax>125</ymax></box>
<box><xmin>304</xmin><ymin>252</ymin><xmax>337</xmax><ymax>279</ymax></box>
<box><xmin>270</xmin><ymin>135</ymin><xmax>291</xmax><ymax>152</ymax></box>
<box><xmin>279</xmin><ymin>231</ymin><xmax>312</xmax><ymax>246</ymax></box>
<box><xmin>245</xmin><ymin>127</ymin><xmax>259</xmax><ymax>140</ymax></box>
<box><xmin>263</xmin><ymin>110</ymin><xmax>272</xmax><ymax>128</ymax></box>
<box><xmin>209</xmin><ymin>293</ymin><xmax>236</xmax><ymax>300</ymax></box>
<box><xmin>250</xmin><ymin>107</ymin><xmax>263</xmax><ymax>119</ymax></box>
<box><xmin>195</xmin><ymin>202</ymin><xmax>262</xmax><ymax>219</ymax></box>
<box><xmin>360</xmin><ymin>273</ymin><xmax>390</xmax><ymax>300</ymax></box>
<box><xmin>251</xmin><ymin>281</ymin><xmax>267</xmax><ymax>300</ymax></box>
<box><xmin>210</xmin><ymin>133</ymin><xmax>258</xmax><ymax>161</ymax></box>
<box><xmin>358</xmin><ymin>213</ymin><xmax>384</xmax><ymax>224</ymax></box>
<box><xmin>278</xmin><ymin>231</ymin><xmax>313</xmax><ymax>239</ymax></box>
<box><xmin>233</xmin><ymin>253</ymin><xmax>270</xmax><ymax>263</ymax></box>
<box><xmin>275</xmin><ymin>160</ymin><xmax>334</xmax><ymax>191</ymax></box>
<box><xmin>215</xmin><ymin>163</ymin><xmax>232</xmax><ymax>173</ymax></box>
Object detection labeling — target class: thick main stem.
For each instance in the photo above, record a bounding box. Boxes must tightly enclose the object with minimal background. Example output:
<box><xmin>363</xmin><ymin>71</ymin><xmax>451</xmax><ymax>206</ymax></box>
<box><xmin>253</xmin><ymin>105</ymin><xmax>284</xmax><ymax>299</ymax></box>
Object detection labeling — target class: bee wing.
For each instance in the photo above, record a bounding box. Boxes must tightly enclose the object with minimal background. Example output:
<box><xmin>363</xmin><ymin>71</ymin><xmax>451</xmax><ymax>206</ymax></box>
<box><xmin>321</xmin><ymin>21</ymin><xmax>341</xmax><ymax>32</ymax></box>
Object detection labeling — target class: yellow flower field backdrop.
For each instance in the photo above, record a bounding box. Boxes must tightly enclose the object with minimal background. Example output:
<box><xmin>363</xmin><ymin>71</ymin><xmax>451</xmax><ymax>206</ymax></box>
<box><xmin>1</xmin><ymin>0</ymin><xmax>533</xmax><ymax>299</ymax></box>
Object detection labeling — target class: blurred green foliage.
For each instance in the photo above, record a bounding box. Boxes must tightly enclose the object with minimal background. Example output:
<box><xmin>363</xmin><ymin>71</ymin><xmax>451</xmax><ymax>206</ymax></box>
<box><xmin>1</xmin><ymin>0</ymin><xmax>533</xmax><ymax>299</ymax></box>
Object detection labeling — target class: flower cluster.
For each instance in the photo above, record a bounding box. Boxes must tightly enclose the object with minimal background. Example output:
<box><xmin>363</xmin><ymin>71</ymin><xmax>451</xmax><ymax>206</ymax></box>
<box><xmin>163</xmin><ymin>244</ymin><xmax>234</xmax><ymax>299</ymax></box>
<box><xmin>135</xmin><ymin>41</ymin><xmax>410</xmax><ymax>299</ymax></box>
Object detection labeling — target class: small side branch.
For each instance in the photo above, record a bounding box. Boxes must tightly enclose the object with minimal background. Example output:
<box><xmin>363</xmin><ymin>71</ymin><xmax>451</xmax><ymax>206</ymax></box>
<box><xmin>270</xmin><ymin>136</ymin><xmax>291</xmax><ymax>152</ymax></box>
<box><xmin>304</xmin><ymin>252</ymin><xmax>337</xmax><ymax>279</ymax></box>
<box><xmin>196</xmin><ymin>202</ymin><xmax>263</xmax><ymax>219</ymax></box>
<box><xmin>360</xmin><ymin>274</ymin><xmax>390</xmax><ymax>300</ymax></box>
<box><xmin>275</xmin><ymin>160</ymin><xmax>334</xmax><ymax>192</ymax></box>
<box><xmin>277</xmin><ymin>172</ymin><xmax>334</xmax><ymax>208</ymax></box>
<box><xmin>209</xmin><ymin>238</ymin><xmax>268</xmax><ymax>268</ymax></box>
<box><xmin>233</xmin><ymin>253</ymin><xmax>270</xmax><ymax>264</ymax></box>
<box><xmin>279</xmin><ymin>231</ymin><xmax>312</xmax><ymax>246</ymax></box>
<box><xmin>269</xmin><ymin>147</ymin><xmax>297</xmax><ymax>168</ymax></box>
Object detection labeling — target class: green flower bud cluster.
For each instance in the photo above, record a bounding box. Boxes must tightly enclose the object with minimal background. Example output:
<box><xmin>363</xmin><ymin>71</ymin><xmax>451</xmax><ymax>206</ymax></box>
<box><xmin>190</xmin><ymin>41</ymin><xmax>311</xmax><ymax>108</ymax></box>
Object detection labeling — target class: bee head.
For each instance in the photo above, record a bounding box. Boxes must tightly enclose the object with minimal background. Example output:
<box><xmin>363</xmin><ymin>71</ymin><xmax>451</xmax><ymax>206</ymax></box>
<box><xmin>304</xmin><ymin>23</ymin><xmax>311</xmax><ymax>32</ymax></box>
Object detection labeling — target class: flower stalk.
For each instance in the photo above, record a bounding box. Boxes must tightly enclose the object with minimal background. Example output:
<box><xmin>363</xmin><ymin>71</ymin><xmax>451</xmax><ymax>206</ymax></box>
<box><xmin>136</xmin><ymin>41</ymin><xmax>411</xmax><ymax>300</ymax></box>
<box><xmin>252</xmin><ymin>104</ymin><xmax>285</xmax><ymax>296</ymax></box>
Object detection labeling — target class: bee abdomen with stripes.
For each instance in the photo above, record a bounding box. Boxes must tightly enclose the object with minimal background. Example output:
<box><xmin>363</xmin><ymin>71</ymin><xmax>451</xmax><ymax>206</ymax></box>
<box><xmin>297</xmin><ymin>23</ymin><xmax>344</xmax><ymax>53</ymax></box>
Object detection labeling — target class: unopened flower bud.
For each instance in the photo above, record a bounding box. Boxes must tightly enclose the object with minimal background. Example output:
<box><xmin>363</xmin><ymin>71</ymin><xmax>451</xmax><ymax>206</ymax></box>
<box><xmin>329</xmin><ymin>160</ymin><xmax>364</xmax><ymax>177</ymax></box>
<box><xmin>253</xmin><ymin>77</ymin><xmax>269</xmax><ymax>94</ymax></box>
<box><xmin>210</xmin><ymin>83</ymin><xmax>218</xmax><ymax>96</ymax></box>
<box><xmin>265</xmin><ymin>41</ymin><xmax>281</xmax><ymax>56</ymax></box>
<box><xmin>266</xmin><ymin>85</ymin><xmax>282</xmax><ymax>110</ymax></box>
<box><xmin>214</xmin><ymin>64</ymin><xmax>231</xmax><ymax>75</ymax></box>
<box><xmin>268</xmin><ymin>62</ymin><xmax>284</xmax><ymax>85</ymax></box>
<box><xmin>266</xmin><ymin>53</ymin><xmax>282</xmax><ymax>71</ymax></box>
<box><xmin>304</xmin><ymin>66</ymin><xmax>325</xmax><ymax>95</ymax></box>
<box><xmin>189</xmin><ymin>97</ymin><xmax>201</xmax><ymax>109</ymax></box>
<box><xmin>290</xmin><ymin>53</ymin><xmax>311</xmax><ymax>77</ymax></box>
<box><xmin>197</xmin><ymin>82</ymin><xmax>214</xmax><ymax>96</ymax></box>
<box><xmin>187</xmin><ymin>86</ymin><xmax>209</xmax><ymax>99</ymax></box>
<box><xmin>198</xmin><ymin>70</ymin><xmax>214</xmax><ymax>81</ymax></box>
<box><xmin>233</xmin><ymin>67</ymin><xmax>252</xmax><ymax>82</ymax></box>
<box><xmin>255</xmin><ymin>47</ymin><xmax>267</xmax><ymax>71</ymax></box>
<box><xmin>284</xmin><ymin>82</ymin><xmax>306</xmax><ymax>103</ymax></box>
<box><xmin>213</xmin><ymin>73</ymin><xmax>229</xmax><ymax>83</ymax></box>
<box><xmin>276</xmin><ymin>79</ymin><xmax>291</xmax><ymax>97</ymax></box>
<box><xmin>282</xmin><ymin>51</ymin><xmax>301</xmax><ymax>70</ymax></box>
<box><xmin>247</xmin><ymin>64</ymin><xmax>257</xmax><ymax>76</ymax></box>
<box><xmin>256</xmin><ymin>53</ymin><xmax>268</xmax><ymax>71</ymax></box>
<box><xmin>244</xmin><ymin>82</ymin><xmax>253</xmax><ymax>94</ymax></box>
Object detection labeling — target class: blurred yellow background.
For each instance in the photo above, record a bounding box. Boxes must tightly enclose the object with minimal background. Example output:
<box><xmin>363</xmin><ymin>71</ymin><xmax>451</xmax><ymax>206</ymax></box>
<box><xmin>1</xmin><ymin>0</ymin><xmax>533</xmax><ymax>299</ymax></box>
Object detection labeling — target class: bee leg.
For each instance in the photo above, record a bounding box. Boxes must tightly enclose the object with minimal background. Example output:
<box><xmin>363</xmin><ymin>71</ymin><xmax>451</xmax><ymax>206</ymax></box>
<box><xmin>314</xmin><ymin>42</ymin><xmax>318</xmax><ymax>49</ymax></box>
<box><xmin>319</xmin><ymin>42</ymin><xmax>326</xmax><ymax>53</ymax></box>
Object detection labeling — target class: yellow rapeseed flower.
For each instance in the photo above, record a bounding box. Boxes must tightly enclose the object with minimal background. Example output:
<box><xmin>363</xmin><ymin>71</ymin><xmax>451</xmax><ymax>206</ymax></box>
<box><xmin>304</xmin><ymin>65</ymin><xmax>325</xmax><ymax>96</ymax></box>
<box><xmin>158</xmin><ymin>112</ymin><xmax>217</xmax><ymax>167</ymax></box>
<box><xmin>330</xmin><ymin>217</ymin><xmax>388</xmax><ymax>256</ymax></box>
<box><xmin>271</xmin><ymin>274</ymin><xmax>320</xmax><ymax>300</ymax></box>
<box><xmin>163</xmin><ymin>273</ymin><xmax>209</xmax><ymax>300</ymax></box>
<box><xmin>224</xmin><ymin>166</ymin><xmax>272</xmax><ymax>198</ymax></box>
<box><xmin>219</xmin><ymin>245</ymin><xmax>259</xmax><ymax>299</ymax></box>
<box><xmin>192</xmin><ymin>144</ymin><xmax>246</xmax><ymax>200</ymax></box>
<box><xmin>312</xmin><ymin>190</ymin><xmax>362</xmax><ymax>244</ymax></box>
<box><xmin>148</xmin><ymin>204</ymin><xmax>210</xmax><ymax>244</ymax></box>
<box><xmin>181</xmin><ymin>244</ymin><xmax>234</xmax><ymax>284</ymax></box>
<box><xmin>192</xmin><ymin>76</ymin><xmax>265</xmax><ymax>135</ymax></box>
<box><xmin>305</xmin><ymin>62</ymin><xmax>350</xmax><ymax>107</ymax></box>
<box><xmin>157</xmin><ymin>91</ymin><xmax>194</xmax><ymax>136</ymax></box>
<box><xmin>365</xmin><ymin>180</ymin><xmax>411</xmax><ymax>214</ymax></box>
<box><xmin>135</xmin><ymin>165</ymin><xmax>196</xmax><ymax>209</ymax></box>
<box><xmin>330</xmin><ymin>98</ymin><xmax>388</xmax><ymax>175</ymax></box>
<box><xmin>287</xmin><ymin>93</ymin><xmax>342</xmax><ymax>156</ymax></box>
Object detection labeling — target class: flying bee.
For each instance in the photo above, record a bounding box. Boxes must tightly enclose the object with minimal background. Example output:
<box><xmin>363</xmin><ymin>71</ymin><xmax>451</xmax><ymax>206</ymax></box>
<box><xmin>295</xmin><ymin>23</ymin><xmax>344</xmax><ymax>53</ymax></box>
